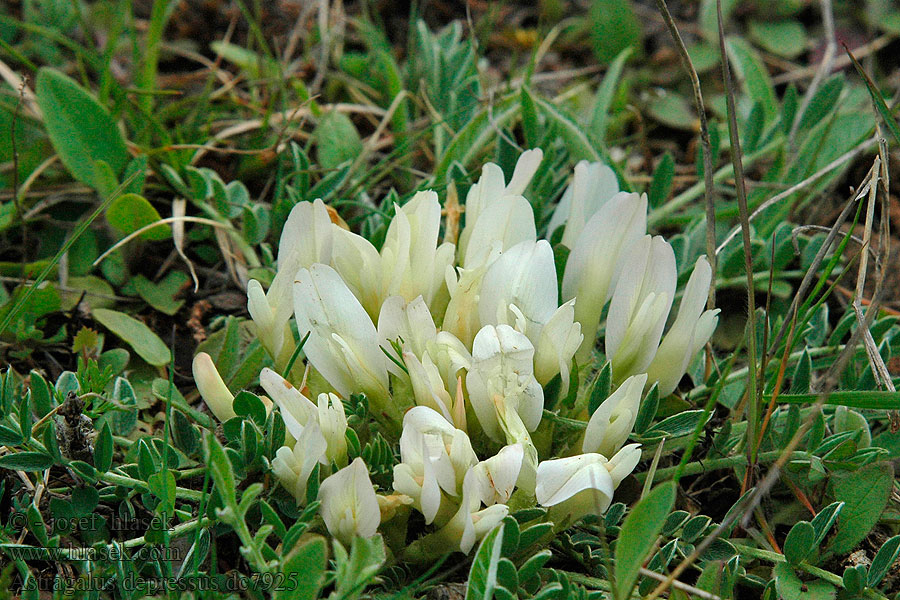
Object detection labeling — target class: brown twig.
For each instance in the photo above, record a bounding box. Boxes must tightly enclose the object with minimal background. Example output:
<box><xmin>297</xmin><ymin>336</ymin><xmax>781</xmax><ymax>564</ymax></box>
<box><xmin>653</xmin><ymin>0</ymin><xmax>718</xmax><ymax>311</ymax></box>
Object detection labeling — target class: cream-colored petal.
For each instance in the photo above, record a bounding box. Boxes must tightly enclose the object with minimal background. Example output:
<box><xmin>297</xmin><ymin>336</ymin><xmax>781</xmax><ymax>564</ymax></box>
<box><xmin>193</xmin><ymin>352</ymin><xmax>235</xmax><ymax>423</ymax></box>
<box><xmin>259</xmin><ymin>367</ymin><xmax>316</xmax><ymax>439</ymax></box>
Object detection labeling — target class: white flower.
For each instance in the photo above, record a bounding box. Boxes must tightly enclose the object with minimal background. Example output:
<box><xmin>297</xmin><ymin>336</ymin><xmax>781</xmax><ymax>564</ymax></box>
<box><xmin>331</xmin><ymin>192</ymin><xmax>454</xmax><ymax>320</ymax></box>
<box><xmin>377</xmin><ymin>296</ymin><xmax>437</xmax><ymax>356</ymax></box>
<box><xmin>466</xmin><ymin>325</ymin><xmax>543</xmax><ymax>493</ymax></box>
<box><xmin>404</xmin><ymin>350</ymin><xmax>455</xmax><ymax>422</ymax></box>
<box><xmin>605</xmin><ymin>235</ymin><xmax>676</xmax><ymax>382</ymax></box>
<box><xmin>533</xmin><ymin>299</ymin><xmax>583</xmax><ymax>389</ymax></box>
<box><xmin>466</xmin><ymin>325</ymin><xmax>544</xmax><ymax>441</ymax></box>
<box><xmin>470</xmin><ymin>444</ymin><xmax>524</xmax><ymax>506</ymax></box>
<box><xmin>561</xmin><ymin>192</ymin><xmax>648</xmax><ymax>363</ymax></box>
<box><xmin>377</xmin><ymin>295</ymin><xmax>438</xmax><ymax>378</ymax></box>
<box><xmin>316</xmin><ymin>393</ymin><xmax>348</xmax><ymax>467</ymax></box>
<box><xmin>583</xmin><ymin>374</ymin><xmax>646</xmax><ymax>458</ymax></box>
<box><xmin>645</xmin><ymin>256</ymin><xmax>720</xmax><ymax>396</ymax></box>
<box><xmin>293</xmin><ymin>264</ymin><xmax>391</xmax><ymax>411</ymax></box>
<box><xmin>379</xmin><ymin>191</ymin><xmax>455</xmax><ymax>310</ymax></box>
<box><xmin>428</xmin><ymin>467</ymin><xmax>511</xmax><ymax>554</ymax></box>
<box><xmin>259</xmin><ymin>367</ymin><xmax>317</xmax><ymax>439</ymax></box>
<box><xmin>192</xmin><ymin>352</ymin><xmax>235</xmax><ymax>422</ymax></box>
<box><xmin>457</xmin><ymin>149</ymin><xmax>543</xmax><ymax>264</ymax></box>
<box><xmin>461</xmin><ymin>195</ymin><xmax>538</xmax><ymax>269</ymax></box>
<box><xmin>392</xmin><ymin>407</ymin><xmax>478</xmax><ymax>524</ymax></box>
<box><xmin>247</xmin><ymin>279</ymin><xmax>289</xmax><ymax>368</ymax></box>
<box><xmin>607</xmin><ymin>444</ymin><xmax>643</xmax><ymax>487</ymax></box>
<box><xmin>535</xmin><ymin>444</ymin><xmax>640</xmax><ymax>520</ymax></box>
<box><xmin>253</xmin><ymin>199</ymin><xmax>333</xmax><ymax>364</ymax></box>
<box><xmin>318</xmin><ymin>457</ymin><xmax>381</xmax><ymax>546</ymax></box>
<box><xmin>478</xmin><ymin>240</ymin><xmax>558</xmax><ymax>342</ymax></box>
<box><xmin>425</xmin><ymin>331</ymin><xmax>473</xmax><ymax>394</ymax></box>
<box><xmin>442</xmin><ymin>246</ymin><xmax>500</xmax><ymax>347</ymax></box>
<box><xmin>547</xmin><ymin>160</ymin><xmax>619</xmax><ymax>249</ymax></box>
<box><xmin>330</xmin><ymin>226</ymin><xmax>383</xmax><ymax>320</ymax></box>
<box><xmin>271</xmin><ymin>421</ymin><xmax>328</xmax><ymax>504</ymax></box>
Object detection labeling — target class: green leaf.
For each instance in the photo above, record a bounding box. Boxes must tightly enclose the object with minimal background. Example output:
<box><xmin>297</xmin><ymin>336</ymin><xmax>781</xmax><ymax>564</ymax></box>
<box><xmin>725</xmin><ymin>37</ymin><xmax>778</xmax><ymax>123</ymax></box>
<box><xmin>588</xmin><ymin>362</ymin><xmax>612</xmax><ymax>416</ymax></box>
<box><xmin>0</xmin><ymin>424</ymin><xmax>22</xmax><ymax>445</ymax></box>
<box><xmin>828</xmin><ymin>462</ymin><xmax>894</xmax><ymax>554</ymax></box>
<box><xmin>34</xmin><ymin>68</ymin><xmax>128</xmax><ymax>189</ymax></box>
<box><xmin>774</xmin><ymin>562</ymin><xmax>836</xmax><ymax>600</ymax></box>
<box><xmin>28</xmin><ymin>370</ymin><xmax>54</xmax><ymax>418</ymax></box>
<box><xmin>235</xmin><ymin>394</ymin><xmax>268</xmax><ymax>430</ymax></box>
<box><xmin>795</xmin><ymin>75</ymin><xmax>844</xmax><ymax>133</ymax></box>
<box><xmin>59</xmin><ymin>276</ymin><xmax>117</xmax><ymax>311</ymax></box>
<box><xmin>589</xmin><ymin>47</ymin><xmax>632</xmax><ymax>140</ymax></box>
<box><xmin>777</xmin><ymin>391</ymin><xmax>900</xmax><ymax>411</ymax></box>
<box><xmin>700</xmin><ymin>0</ymin><xmax>739</xmax><ymax>41</ymax></box>
<box><xmin>634</xmin><ymin>383</ymin><xmax>659</xmax><ymax>435</ymax></box>
<box><xmin>518</xmin><ymin>549</ymin><xmax>552</xmax><ymax>586</ymax></box>
<box><xmin>589</xmin><ymin>0</ymin><xmax>642</xmax><ymax>63</ymax></box>
<box><xmin>846</xmin><ymin>47</ymin><xmax>900</xmax><ymax>147</ymax></box>
<box><xmin>644</xmin><ymin>410</ymin><xmax>712</xmax><ymax>438</ymax></box>
<box><xmin>789</xmin><ymin>348</ymin><xmax>812</xmax><ymax>394</ymax></box>
<box><xmin>528</xmin><ymin>90</ymin><xmax>601</xmax><ymax>161</ymax></box>
<box><xmin>315</xmin><ymin>110</ymin><xmax>363</xmax><ymax>171</ymax></box>
<box><xmin>869</xmin><ymin>534</ymin><xmax>900</xmax><ymax>587</ymax></box>
<box><xmin>649</xmin><ymin>152</ymin><xmax>675</xmax><ymax>208</ymax></box>
<box><xmin>0</xmin><ymin>451</ymin><xmax>53</xmax><ymax>471</ymax></box>
<box><xmin>748</xmin><ymin>20</ymin><xmax>807</xmax><ymax>59</ymax></box>
<box><xmin>105</xmin><ymin>193</ymin><xmax>171</xmax><ymax>241</ymax></box>
<box><xmin>148</xmin><ymin>470</ymin><xmax>176</xmax><ymax>512</ymax></box>
<box><xmin>332</xmin><ymin>535</ymin><xmax>386</xmax><ymax>598</ymax></box>
<box><xmin>646</xmin><ymin>92</ymin><xmax>696</xmax><ymax>131</ymax></box>
<box><xmin>211</xmin><ymin>41</ymin><xmax>279</xmax><ymax>79</ymax></box>
<box><xmin>466</xmin><ymin>523</ymin><xmax>505</xmax><ymax>600</ymax></box>
<box><xmin>810</xmin><ymin>501</ymin><xmax>843</xmax><ymax>545</ymax></box>
<box><xmin>277</xmin><ymin>535</ymin><xmax>328</xmax><ymax>600</ymax></box>
<box><xmin>70</xmin><ymin>486</ymin><xmax>99</xmax><ymax>516</ymax></box>
<box><xmin>433</xmin><ymin>95</ymin><xmax>519</xmax><ymax>182</ymax></box>
<box><xmin>843</xmin><ymin>564</ymin><xmax>867</xmax><ymax>595</ymax></box>
<box><xmin>203</xmin><ymin>431</ymin><xmax>236</xmax><ymax>505</ymax></box>
<box><xmin>92</xmin><ymin>308</ymin><xmax>170</xmax><ymax>366</ymax></box>
<box><xmin>132</xmin><ymin>272</ymin><xmax>188</xmax><ymax>315</ymax></box>
<box><xmin>110</xmin><ymin>376</ymin><xmax>138</xmax><ymax>435</ymax></box>
<box><xmin>615</xmin><ymin>481</ymin><xmax>676</xmax><ymax>598</ymax></box>
<box><xmin>94</xmin><ymin>422</ymin><xmax>113</xmax><ymax>472</ymax></box>
<box><xmin>783</xmin><ymin>521</ymin><xmax>815</xmax><ymax>565</ymax></box>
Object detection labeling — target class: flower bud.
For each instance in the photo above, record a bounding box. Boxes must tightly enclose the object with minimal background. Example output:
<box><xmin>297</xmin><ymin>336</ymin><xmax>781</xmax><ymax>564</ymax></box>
<box><xmin>192</xmin><ymin>352</ymin><xmax>235</xmax><ymax>422</ymax></box>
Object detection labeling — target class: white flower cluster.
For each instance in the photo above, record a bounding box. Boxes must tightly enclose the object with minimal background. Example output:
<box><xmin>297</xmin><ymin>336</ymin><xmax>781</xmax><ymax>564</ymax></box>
<box><xmin>193</xmin><ymin>149</ymin><xmax>718</xmax><ymax>554</ymax></box>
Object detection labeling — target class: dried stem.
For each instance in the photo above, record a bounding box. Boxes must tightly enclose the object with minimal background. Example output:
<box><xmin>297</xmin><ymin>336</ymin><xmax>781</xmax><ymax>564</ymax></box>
<box><xmin>653</xmin><ymin>0</ymin><xmax>718</xmax><ymax>310</ymax></box>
